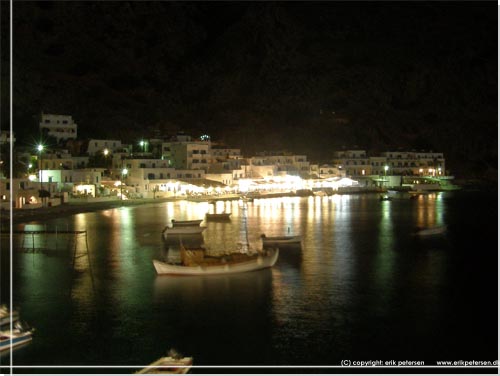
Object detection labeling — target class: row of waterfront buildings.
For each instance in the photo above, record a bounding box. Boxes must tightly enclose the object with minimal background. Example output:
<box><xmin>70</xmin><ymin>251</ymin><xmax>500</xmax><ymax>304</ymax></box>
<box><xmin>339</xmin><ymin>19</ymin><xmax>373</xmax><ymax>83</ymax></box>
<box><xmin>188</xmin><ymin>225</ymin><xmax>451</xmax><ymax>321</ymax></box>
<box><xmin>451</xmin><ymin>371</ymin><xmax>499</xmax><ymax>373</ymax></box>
<box><xmin>1</xmin><ymin>114</ymin><xmax>450</xmax><ymax>208</ymax></box>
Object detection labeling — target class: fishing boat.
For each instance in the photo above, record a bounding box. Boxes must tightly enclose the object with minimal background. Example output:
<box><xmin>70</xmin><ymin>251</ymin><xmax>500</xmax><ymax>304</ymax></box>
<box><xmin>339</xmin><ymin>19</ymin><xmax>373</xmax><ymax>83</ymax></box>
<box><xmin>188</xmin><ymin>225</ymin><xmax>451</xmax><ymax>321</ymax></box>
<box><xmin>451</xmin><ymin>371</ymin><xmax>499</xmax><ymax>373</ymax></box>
<box><xmin>415</xmin><ymin>225</ymin><xmax>447</xmax><ymax>236</ymax></box>
<box><xmin>171</xmin><ymin>219</ymin><xmax>203</xmax><ymax>227</ymax></box>
<box><xmin>153</xmin><ymin>244</ymin><xmax>278</xmax><ymax>276</ymax></box>
<box><xmin>136</xmin><ymin>349</ymin><xmax>193</xmax><ymax>374</ymax></box>
<box><xmin>0</xmin><ymin>322</ymin><xmax>34</xmax><ymax>353</ymax></box>
<box><xmin>261</xmin><ymin>234</ymin><xmax>302</xmax><ymax>247</ymax></box>
<box><xmin>0</xmin><ymin>305</ymin><xmax>19</xmax><ymax>326</ymax></box>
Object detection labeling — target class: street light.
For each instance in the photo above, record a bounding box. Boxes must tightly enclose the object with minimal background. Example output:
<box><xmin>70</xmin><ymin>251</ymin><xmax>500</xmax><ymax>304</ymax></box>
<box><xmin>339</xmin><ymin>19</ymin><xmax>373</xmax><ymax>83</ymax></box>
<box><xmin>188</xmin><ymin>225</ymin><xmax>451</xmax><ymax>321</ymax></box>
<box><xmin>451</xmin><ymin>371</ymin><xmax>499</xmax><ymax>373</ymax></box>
<box><xmin>121</xmin><ymin>168</ymin><xmax>128</xmax><ymax>200</ymax></box>
<box><xmin>139</xmin><ymin>140</ymin><xmax>147</xmax><ymax>153</ymax></box>
<box><xmin>384</xmin><ymin>165</ymin><xmax>389</xmax><ymax>188</ymax></box>
<box><xmin>37</xmin><ymin>144</ymin><xmax>44</xmax><ymax>190</ymax></box>
<box><xmin>103</xmin><ymin>148</ymin><xmax>109</xmax><ymax>171</ymax></box>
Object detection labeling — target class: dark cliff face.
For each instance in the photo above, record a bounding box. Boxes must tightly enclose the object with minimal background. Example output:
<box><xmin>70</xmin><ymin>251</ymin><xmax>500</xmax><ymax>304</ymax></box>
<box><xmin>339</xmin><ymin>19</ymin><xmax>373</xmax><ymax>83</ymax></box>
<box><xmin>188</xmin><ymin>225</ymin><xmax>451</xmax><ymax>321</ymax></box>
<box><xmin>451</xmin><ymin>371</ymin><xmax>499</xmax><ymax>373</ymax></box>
<box><xmin>4</xmin><ymin>2</ymin><xmax>497</xmax><ymax>178</ymax></box>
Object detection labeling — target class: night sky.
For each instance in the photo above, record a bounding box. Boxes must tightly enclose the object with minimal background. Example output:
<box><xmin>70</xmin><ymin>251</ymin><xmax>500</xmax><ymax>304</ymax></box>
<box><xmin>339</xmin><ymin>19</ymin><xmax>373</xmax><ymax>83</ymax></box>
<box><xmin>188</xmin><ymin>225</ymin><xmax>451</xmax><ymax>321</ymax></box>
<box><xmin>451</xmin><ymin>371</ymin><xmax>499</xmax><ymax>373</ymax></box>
<box><xmin>1</xmin><ymin>1</ymin><xmax>497</xmax><ymax>177</ymax></box>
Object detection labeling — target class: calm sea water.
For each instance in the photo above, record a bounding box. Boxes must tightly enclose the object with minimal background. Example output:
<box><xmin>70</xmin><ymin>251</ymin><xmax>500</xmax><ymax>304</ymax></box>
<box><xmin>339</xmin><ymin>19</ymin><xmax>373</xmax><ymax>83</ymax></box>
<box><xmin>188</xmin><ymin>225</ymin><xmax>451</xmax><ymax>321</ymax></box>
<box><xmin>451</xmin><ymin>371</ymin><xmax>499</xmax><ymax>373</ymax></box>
<box><xmin>1</xmin><ymin>191</ymin><xmax>497</xmax><ymax>373</ymax></box>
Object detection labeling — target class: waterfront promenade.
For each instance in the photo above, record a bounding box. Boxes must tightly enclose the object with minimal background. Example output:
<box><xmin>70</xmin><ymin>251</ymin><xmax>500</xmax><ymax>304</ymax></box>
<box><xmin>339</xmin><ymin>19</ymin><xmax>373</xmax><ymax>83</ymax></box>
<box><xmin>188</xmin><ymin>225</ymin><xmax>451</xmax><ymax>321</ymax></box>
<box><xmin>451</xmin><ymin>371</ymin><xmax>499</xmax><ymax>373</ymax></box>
<box><xmin>0</xmin><ymin>194</ymin><xmax>241</xmax><ymax>225</ymax></box>
<box><xmin>0</xmin><ymin>198</ymin><xmax>176</xmax><ymax>225</ymax></box>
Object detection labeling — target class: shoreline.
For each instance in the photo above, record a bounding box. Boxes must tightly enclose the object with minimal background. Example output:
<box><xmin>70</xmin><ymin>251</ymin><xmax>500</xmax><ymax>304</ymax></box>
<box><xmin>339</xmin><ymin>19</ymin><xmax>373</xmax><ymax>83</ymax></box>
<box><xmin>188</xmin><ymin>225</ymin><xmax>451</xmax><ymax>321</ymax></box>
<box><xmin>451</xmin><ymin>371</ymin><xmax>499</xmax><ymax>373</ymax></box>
<box><xmin>1</xmin><ymin>198</ymin><xmax>177</xmax><ymax>226</ymax></box>
<box><xmin>0</xmin><ymin>187</ymin><xmax>475</xmax><ymax>227</ymax></box>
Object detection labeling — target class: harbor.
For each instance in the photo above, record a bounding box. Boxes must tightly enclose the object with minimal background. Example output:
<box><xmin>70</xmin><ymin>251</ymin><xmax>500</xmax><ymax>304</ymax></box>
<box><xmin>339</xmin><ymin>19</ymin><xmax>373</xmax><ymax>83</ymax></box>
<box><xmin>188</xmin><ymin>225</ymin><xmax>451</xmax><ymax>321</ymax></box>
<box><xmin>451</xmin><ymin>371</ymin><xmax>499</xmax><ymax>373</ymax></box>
<box><xmin>0</xmin><ymin>190</ymin><xmax>497</xmax><ymax>372</ymax></box>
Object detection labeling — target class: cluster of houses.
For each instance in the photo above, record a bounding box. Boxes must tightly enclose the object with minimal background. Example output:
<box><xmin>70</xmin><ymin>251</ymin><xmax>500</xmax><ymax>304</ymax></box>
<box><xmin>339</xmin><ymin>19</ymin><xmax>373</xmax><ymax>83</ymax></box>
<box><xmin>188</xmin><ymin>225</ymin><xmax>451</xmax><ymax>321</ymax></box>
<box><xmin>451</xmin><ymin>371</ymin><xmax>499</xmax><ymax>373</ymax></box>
<box><xmin>1</xmin><ymin>113</ymin><xmax>451</xmax><ymax>209</ymax></box>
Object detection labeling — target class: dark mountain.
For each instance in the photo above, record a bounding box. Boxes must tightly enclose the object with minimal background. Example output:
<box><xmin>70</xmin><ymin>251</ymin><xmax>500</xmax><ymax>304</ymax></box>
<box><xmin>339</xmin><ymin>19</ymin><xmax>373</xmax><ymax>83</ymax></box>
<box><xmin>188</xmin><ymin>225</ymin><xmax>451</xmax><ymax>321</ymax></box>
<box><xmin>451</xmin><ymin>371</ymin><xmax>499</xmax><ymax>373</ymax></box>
<box><xmin>3</xmin><ymin>1</ymin><xmax>497</xmax><ymax>178</ymax></box>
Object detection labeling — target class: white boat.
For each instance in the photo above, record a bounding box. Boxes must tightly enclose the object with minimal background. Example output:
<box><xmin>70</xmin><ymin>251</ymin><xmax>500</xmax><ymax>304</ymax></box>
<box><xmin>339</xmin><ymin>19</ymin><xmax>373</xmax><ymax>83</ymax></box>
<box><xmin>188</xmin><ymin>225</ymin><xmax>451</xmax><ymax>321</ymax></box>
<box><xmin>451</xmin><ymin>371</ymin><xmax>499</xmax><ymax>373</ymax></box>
<box><xmin>161</xmin><ymin>225</ymin><xmax>206</xmax><ymax>239</ymax></box>
<box><xmin>0</xmin><ymin>323</ymin><xmax>33</xmax><ymax>353</ymax></box>
<box><xmin>136</xmin><ymin>350</ymin><xmax>193</xmax><ymax>374</ymax></box>
<box><xmin>171</xmin><ymin>219</ymin><xmax>203</xmax><ymax>227</ymax></box>
<box><xmin>416</xmin><ymin>225</ymin><xmax>447</xmax><ymax>236</ymax></box>
<box><xmin>0</xmin><ymin>305</ymin><xmax>19</xmax><ymax>326</ymax></box>
<box><xmin>261</xmin><ymin>234</ymin><xmax>302</xmax><ymax>247</ymax></box>
<box><xmin>153</xmin><ymin>246</ymin><xmax>279</xmax><ymax>276</ymax></box>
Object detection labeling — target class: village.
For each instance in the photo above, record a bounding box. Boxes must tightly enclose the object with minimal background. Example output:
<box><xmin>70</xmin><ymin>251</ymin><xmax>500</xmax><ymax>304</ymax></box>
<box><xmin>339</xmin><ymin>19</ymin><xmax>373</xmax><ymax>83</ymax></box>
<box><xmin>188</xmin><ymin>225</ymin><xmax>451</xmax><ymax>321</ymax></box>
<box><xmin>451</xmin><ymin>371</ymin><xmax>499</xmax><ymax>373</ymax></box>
<box><xmin>1</xmin><ymin>113</ymin><xmax>456</xmax><ymax>210</ymax></box>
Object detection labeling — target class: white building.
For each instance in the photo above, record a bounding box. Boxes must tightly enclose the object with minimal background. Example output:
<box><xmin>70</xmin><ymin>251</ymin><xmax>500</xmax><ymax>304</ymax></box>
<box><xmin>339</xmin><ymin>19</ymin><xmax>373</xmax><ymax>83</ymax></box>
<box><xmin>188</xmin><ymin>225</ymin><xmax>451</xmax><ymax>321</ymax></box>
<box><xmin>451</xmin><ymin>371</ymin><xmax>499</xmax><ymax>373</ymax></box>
<box><xmin>253</xmin><ymin>152</ymin><xmax>310</xmax><ymax>177</ymax></box>
<box><xmin>39</xmin><ymin>113</ymin><xmax>77</xmax><ymax>142</ymax></box>
<box><xmin>380</xmin><ymin>151</ymin><xmax>446</xmax><ymax>176</ymax></box>
<box><xmin>317</xmin><ymin>164</ymin><xmax>345</xmax><ymax>179</ymax></box>
<box><xmin>162</xmin><ymin>138</ymin><xmax>211</xmax><ymax>172</ymax></box>
<box><xmin>87</xmin><ymin>139</ymin><xmax>124</xmax><ymax>156</ymax></box>
<box><xmin>332</xmin><ymin>150</ymin><xmax>371</xmax><ymax>177</ymax></box>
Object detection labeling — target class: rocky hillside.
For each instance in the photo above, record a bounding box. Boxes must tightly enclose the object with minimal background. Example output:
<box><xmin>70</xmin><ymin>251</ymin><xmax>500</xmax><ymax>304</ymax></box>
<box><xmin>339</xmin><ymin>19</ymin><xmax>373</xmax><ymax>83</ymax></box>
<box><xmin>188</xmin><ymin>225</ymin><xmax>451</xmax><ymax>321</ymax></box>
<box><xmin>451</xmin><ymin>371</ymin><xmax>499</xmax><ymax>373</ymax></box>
<box><xmin>2</xmin><ymin>2</ymin><xmax>497</xmax><ymax>178</ymax></box>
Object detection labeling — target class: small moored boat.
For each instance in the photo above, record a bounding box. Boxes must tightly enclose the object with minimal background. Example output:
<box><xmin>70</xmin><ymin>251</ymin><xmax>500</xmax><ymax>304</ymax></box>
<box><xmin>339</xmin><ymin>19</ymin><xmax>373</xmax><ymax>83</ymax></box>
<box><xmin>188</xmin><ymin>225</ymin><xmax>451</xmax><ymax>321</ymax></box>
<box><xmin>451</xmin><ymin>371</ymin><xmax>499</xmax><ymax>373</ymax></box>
<box><xmin>261</xmin><ymin>234</ymin><xmax>302</xmax><ymax>247</ymax></box>
<box><xmin>136</xmin><ymin>349</ymin><xmax>193</xmax><ymax>374</ymax></box>
<box><xmin>171</xmin><ymin>219</ymin><xmax>204</xmax><ymax>227</ymax></box>
<box><xmin>0</xmin><ymin>305</ymin><xmax>19</xmax><ymax>326</ymax></box>
<box><xmin>161</xmin><ymin>226</ymin><xmax>206</xmax><ymax>240</ymax></box>
<box><xmin>0</xmin><ymin>322</ymin><xmax>34</xmax><ymax>353</ymax></box>
<box><xmin>205</xmin><ymin>200</ymin><xmax>231</xmax><ymax>221</ymax></box>
<box><xmin>415</xmin><ymin>225</ymin><xmax>447</xmax><ymax>236</ymax></box>
<box><xmin>205</xmin><ymin>212</ymin><xmax>231</xmax><ymax>221</ymax></box>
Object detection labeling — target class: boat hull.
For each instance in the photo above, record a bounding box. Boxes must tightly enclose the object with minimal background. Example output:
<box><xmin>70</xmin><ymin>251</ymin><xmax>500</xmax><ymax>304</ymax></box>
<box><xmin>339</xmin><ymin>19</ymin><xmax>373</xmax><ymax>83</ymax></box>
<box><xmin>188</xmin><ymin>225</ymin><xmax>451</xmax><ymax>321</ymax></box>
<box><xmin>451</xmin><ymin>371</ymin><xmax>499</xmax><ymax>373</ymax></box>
<box><xmin>261</xmin><ymin>235</ymin><xmax>302</xmax><ymax>247</ymax></box>
<box><xmin>205</xmin><ymin>213</ymin><xmax>231</xmax><ymax>221</ymax></box>
<box><xmin>153</xmin><ymin>249</ymin><xmax>279</xmax><ymax>276</ymax></box>
<box><xmin>171</xmin><ymin>219</ymin><xmax>203</xmax><ymax>227</ymax></box>
<box><xmin>136</xmin><ymin>356</ymin><xmax>193</xmax><ymax>374</ymax></box>
<box><xmin>162</xmin><ymin>226</ymin><xmax>206</xmax><ymax>238</ymax></box>
<box><xmin>0</xmin><ymin>331</ymin><xmax>33</xmax><ymax>352</ymax></box>
<box><xmin>416</xmin><ymin>226</ymin><xmax>447</xmax><ymax>236</ymax></box>
<box><xmin>0</xmin><ymin>306</ymin><xmax>19</xmax><ymax>326</ymax></box>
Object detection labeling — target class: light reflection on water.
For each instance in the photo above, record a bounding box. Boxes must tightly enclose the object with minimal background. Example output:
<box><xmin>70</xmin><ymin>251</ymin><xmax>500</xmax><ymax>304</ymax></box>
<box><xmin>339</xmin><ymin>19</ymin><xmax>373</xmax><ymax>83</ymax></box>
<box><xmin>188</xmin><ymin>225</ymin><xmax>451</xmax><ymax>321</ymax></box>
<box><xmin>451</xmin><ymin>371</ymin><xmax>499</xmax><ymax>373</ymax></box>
<box><xmin>2</xmin><ymin>191</ymin><xmax>497</xmax><ymax>368</ymax></box>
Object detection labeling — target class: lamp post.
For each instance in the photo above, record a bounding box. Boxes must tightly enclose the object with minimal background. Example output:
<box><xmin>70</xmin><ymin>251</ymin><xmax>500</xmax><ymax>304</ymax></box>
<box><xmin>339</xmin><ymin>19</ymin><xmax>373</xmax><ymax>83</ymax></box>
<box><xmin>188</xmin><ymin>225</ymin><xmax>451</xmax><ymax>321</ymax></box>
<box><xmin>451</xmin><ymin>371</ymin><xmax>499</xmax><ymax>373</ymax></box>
<box><xmin>384</xmin><ymin>165</ymin><xmax>389</xmax><ymax>188</ymax></box>
<box><xmin>37</xmin><ymin>144</ymin><xmax>44</xmax><ymax>190</ymax></box>
<box><xmin>121</xmin><ymin>168</ymin><xmax>128</xmax><ymax>201</ymax></box>
<box><xmin>103</xmin><ymin>149</ymin><xmax>109</xmax><ymax>174</ymax></box>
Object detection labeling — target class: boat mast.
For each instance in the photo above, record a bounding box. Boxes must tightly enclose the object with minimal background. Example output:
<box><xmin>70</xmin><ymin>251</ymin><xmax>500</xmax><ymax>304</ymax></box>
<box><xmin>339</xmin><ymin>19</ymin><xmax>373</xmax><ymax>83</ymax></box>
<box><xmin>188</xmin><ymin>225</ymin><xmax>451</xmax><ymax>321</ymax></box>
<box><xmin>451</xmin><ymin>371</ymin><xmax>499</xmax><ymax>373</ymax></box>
<box><xmin>243</xmin><ymin>202</ymin><xmax>250</xmax><ymax>252</ymax></box>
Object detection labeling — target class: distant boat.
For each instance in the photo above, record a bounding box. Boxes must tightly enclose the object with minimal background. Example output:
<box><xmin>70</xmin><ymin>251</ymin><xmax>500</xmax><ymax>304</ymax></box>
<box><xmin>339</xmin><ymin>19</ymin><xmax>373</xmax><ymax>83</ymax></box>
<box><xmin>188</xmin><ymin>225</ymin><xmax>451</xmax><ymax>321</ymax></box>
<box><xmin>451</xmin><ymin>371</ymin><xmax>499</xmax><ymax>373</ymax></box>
<box><xmin>161</xmin><ymin>225</ymin><xmax>206</xmax><ymax>241</ymax></box>
<box><xmin>153</xmin><ymin>244</ymin><xmax>279</xmax><ymax>276</ymax></box>
<box><xmin>205</xmin><ymin>201</ymin><xmax>231</xmax><ymax>221</ymax></box>
<box><xmin>136</xmin><ymin>349</ymin><xmax>193</xmax><ymax>374</ymax></box>
<box><xmin>205</xmin><ymin>212</ymin><xmax>231</xmax><ymax>221</ymax></box>
<box><xmin>171</xmin><ymin>219</ymin><xmax>204</xmax><ymax>227</ymax></box>
<box><xmin>313</xmin><ymin>190</ymin><xmax>327</xmax><ymax>197</ymax></box>
<box><xmin>409</xmin><ymin>190</ymin><xmax>430</xmax><ymax>199</ymax></box>
<box><xmin>0</xmin><ymin>321</ymin><xmax>34</xmax><ymax>353</ymax></box>
<box><xmin>261</xmin><ymin>234</ymin><xmax>302</xmax><ymax>247</ymax></box>
<box><xmin>415</xmin><ymin>225</ymin><xmax>447</xmax><ymax>236</ymax></box>
<box><xmin>0</xmin><ymin>305</ymin><xmax>19</xmax><ymax>326</ymax></box>
<box><xmin>379</xmin><ymin>194</ymin><xmax>392</xmax><ymax>201</ymax></box>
